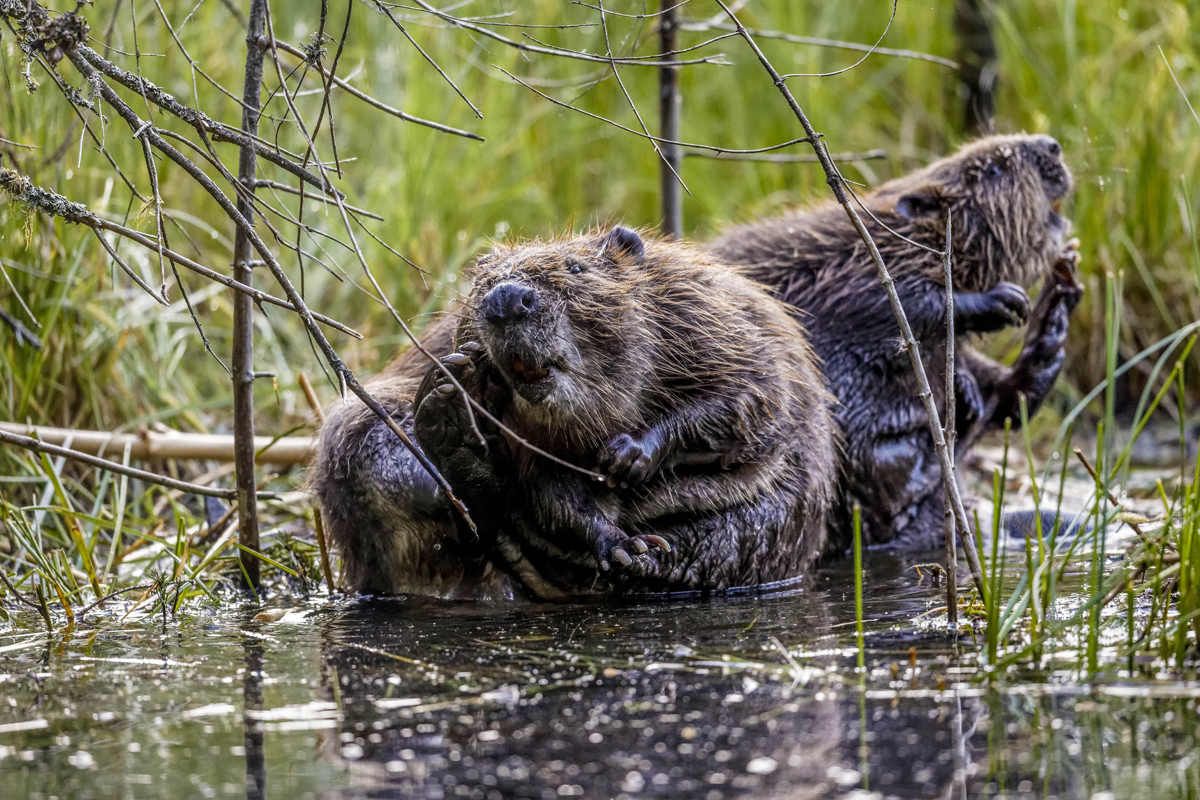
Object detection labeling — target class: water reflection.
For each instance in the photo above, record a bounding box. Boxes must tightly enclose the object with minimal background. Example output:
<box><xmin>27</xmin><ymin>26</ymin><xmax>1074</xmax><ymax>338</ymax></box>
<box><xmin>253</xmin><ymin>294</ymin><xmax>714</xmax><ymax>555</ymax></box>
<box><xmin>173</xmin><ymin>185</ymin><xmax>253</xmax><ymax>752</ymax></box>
<box><xmin>244</xmin><ymin>637</ymin><xmax>266</xmax><ymax>800</ymax></box>
<box><xmin>0</xmin><ymin>551</ymin><xmax>1198</xmax><ymax>798</ymax></box>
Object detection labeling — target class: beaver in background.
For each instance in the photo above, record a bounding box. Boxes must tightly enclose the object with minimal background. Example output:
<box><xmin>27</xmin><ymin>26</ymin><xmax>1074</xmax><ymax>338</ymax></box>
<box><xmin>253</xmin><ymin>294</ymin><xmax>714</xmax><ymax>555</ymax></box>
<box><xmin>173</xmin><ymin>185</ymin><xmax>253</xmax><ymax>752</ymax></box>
<box><xmin>312</xmin><ymin>228</ymin><xmax>837</xmax><ymax>598</ymax></box>
<box><xmin>711</xmin><ymin>133</ymin><xmax>1084</xmax><ymax>551</ymax></box>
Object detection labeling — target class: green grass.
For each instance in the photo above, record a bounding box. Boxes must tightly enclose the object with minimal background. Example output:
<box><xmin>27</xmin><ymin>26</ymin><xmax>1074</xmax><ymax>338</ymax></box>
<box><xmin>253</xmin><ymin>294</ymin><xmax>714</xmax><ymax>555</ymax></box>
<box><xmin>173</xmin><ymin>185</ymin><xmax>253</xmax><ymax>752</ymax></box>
<box><xmin>0</xmin><ymin>0</ymin><xmax>1198</xmax><ymax>653</ymax></box>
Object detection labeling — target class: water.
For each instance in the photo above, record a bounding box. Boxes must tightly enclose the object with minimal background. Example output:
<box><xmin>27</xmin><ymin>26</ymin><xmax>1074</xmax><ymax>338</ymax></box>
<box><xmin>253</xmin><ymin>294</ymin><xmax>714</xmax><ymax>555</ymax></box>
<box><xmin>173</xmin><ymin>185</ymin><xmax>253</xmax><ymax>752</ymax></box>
<box><xmin>2</xmin><ymin>549</ymin><xmax>1198</xmax><ymax>800</ymax></box>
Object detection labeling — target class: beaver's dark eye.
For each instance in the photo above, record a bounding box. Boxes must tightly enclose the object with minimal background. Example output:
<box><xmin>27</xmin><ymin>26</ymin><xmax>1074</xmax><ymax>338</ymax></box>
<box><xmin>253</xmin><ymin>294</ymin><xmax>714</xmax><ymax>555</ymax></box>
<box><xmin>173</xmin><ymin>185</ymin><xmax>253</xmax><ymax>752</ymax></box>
<box><xmin>985</xmin><ymin>161</ymin><xmax>1004</xmax><ymax>179</ymax></box>
<box><xmin>568</xmin><ymin>262</ymin><xmax>583</xmax><ymax>275</ymax></box>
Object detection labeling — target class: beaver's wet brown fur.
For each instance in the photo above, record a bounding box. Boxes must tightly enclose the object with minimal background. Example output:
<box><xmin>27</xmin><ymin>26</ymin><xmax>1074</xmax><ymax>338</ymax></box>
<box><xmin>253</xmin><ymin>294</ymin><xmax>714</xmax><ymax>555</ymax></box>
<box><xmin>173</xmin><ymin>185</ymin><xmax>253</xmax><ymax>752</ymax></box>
<box><xmin>710</xmin><ymin>133</ymin><xmax>1084</xmax><ymax>550</ymax></box>
<box><xmin>313</xmin><ymin>228</ymin><xmax>837</xmax><ymax>597</ymax></box>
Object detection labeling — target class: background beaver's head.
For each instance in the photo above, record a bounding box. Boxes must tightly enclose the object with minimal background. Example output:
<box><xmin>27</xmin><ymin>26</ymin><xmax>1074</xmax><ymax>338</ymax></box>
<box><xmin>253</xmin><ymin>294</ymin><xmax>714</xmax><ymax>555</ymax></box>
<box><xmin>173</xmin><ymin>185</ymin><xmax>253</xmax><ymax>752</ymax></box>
<box><xmin>459</xmin><ymin>227</ymin><xmax>657</xmax><ymax>442</ymax></box>
<box><xmin>876</xmin><ymin>133</ymin><xmax>1073</xmax><ymax>292</ymax></box>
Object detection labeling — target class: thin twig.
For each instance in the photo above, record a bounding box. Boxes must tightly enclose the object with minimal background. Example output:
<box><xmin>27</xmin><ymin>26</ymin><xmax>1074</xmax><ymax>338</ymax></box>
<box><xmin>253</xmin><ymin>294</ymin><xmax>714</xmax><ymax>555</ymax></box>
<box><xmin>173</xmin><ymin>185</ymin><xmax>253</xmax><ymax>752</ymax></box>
<box><xmin>0</xmin><ymin>168</ymin><xmax>361</xmax><ymax>338</ymax></box>
<box><xmin>410</xmin><ymin>0</ymin><xmax>728</xmax><ymax>67</ymax></box>
<box><xmin>680</xmin><ymin>18</ymin><xmax>957</xmax><ymax>70</ymax></box>
<box><xmin>683</xmin><ymin>147</ymin><xmax>886</xmax><ymax>162</ymax></box>
<box><xmin>943</xmin><ymin>213</ymin><xmax>958</xmax><ymax>629</ymax></box>
<box><xmin>715</xmin><ymin>0</ymin><xmax>985</xmax><ymax>596</ymax></box>
<box><xmin>273</xmin><ymin>41</ymin><xmax>484</xmax><ymax>141</ymax></box>
<box><xmin>497</xmin><ymin>66</ymin><xmax>814</xmax><ymax>155</ymax></box>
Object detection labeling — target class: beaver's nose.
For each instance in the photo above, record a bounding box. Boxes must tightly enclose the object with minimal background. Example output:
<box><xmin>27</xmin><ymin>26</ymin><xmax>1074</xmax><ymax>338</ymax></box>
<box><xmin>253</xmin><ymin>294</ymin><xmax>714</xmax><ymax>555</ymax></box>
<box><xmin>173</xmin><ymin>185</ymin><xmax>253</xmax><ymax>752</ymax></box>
<box><xmin>1032</xmin><ymin>134</ymin><xmax>1062</xmax><ymax>159</ymax></box>
<box><xmin>482</xmin><ymin>283</ymin><xmax>538</xmax><ymax>323</ymax></box>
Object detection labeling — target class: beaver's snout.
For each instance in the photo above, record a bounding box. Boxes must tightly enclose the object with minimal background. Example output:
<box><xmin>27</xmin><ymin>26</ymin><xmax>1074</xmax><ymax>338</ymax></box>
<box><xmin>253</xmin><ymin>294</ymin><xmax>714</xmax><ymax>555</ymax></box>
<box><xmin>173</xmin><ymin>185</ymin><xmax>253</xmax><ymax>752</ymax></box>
<box><xmin>1028</xmin><ymin>135</ymin><xmax>1071</xmax><ymax>199</ymax></box>
<box><xmin>483</xmin><ymin>283</ymin><xmax>539</xmax><ymax>324</ymax></box>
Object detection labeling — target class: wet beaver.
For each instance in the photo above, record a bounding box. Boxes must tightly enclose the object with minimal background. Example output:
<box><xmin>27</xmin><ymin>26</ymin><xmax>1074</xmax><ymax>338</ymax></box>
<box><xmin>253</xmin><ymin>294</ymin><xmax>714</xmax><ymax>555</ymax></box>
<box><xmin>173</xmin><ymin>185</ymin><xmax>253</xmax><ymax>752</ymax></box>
<box><xmin>310</xmin><ymin>318</ymin><xmax>518</xmax><ymax>599</ymax></box>
<box><xmin>313</xmin><ymin>228</ymin><xmax>837</xmax><ymax>598</ymax></box>
<box><xmin>710</xmin><ymin>133</ymin><xmax>1084</xmax><ymax>550</ymax></box>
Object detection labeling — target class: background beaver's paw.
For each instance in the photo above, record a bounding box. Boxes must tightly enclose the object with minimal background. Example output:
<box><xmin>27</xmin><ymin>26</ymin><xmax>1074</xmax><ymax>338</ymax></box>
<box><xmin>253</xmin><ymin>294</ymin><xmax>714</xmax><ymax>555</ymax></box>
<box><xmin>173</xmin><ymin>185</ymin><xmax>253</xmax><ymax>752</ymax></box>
<box><xmin>594</xmin><ymin>530</ymin><xmax>671</xmax><ymax>572</ymax></box>
<box><xmin>957</xmin><ymin>281</ymin><xmax>1030</xmax><ymax>333</ymax></box>
<box><xmin>598</xmin><ymin>432</ymin><xmax>664</xmax><ymax>488</ymax></box>
<box><xmin>1057</xmin><ymin>237</ymin><xmax>1081</xmax><ymax>271</ymax></box>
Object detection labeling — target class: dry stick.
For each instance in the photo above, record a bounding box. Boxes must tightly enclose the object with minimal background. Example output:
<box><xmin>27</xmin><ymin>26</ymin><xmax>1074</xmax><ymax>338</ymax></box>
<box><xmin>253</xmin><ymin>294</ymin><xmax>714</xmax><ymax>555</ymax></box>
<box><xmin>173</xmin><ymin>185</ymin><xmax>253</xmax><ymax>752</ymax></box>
<box><xmin>942</xmin><ymin>214</ymin><xmax>959</xmax><ymax>629</ymax></box>
<box><xmin>60</xmin><ymin>30</ymin><xmax>476</xmax><ymax>531</ymax></box>
<box><xmin>497</xmin><ymin>67</ymin><xmax>814</xmax><ymax>156</ymax></box>
<box><xmin>597</xmin><ymin>1</ymin><xmax>691</xmax><ymax>200</ymax></box>
<box><xmin>715</xmin><ymin>1</ymin><xmax>986</xmax><ymax>596</ymax></box>
<box><xmin>249</xmin><ymin>178</ymin><xmax>383</xmax><ymax>220</ymax></box>
<box><xmin>262</xmin><ymin>8</ymin><xmax>601</xmax><ymax>482</ymax></box>
<box><xmin>312</xmin><ymin>507</ymin><xmax>336</xmax><ymax>594</ymax></box>
<box><xmin>298</xmin><ymin>372</ymin><xmax>326</xmax><ymax>425</ymax></box>
<box><xmin>0</xmin><ymin>421</ymin><xmax>313</xmax><ymax>466</ymax></box>
<box><xmin>679</xmin><ymin>21</ymin><xmax>959</xmax><ymax>70</ymax></box>
<box><xmin>232</xmin><ymin>0</ymin><xmax>268</xmax><ymax>592</ymax></box>
<box><xmin>375</xmin><ymin>1</ymin><xmax>482</xmax><ymax>119</ymax></box>
<box><xmin>683</xmin><ymin>148</ymin><xmax>886</xmax><ymax>163</ymax></box>
<box><xmin>300</xmin><ymin>0</ymin><xmax>351</xmax><ymax>177</ymax></box>
<box><xmin>1072</xmin><ymin>448</ymin><xmax>1148</xmax><ymax>542</ymax></box>
<box><xmin>73</xmin><ymin>44</ymin><xmax>343</xmax><ymax>199</ymax></box>
<box><xmin>0</xmin><ymin>429</ymin><xmax>276</xmax><ymax>500</ymax></box>
<box><xmin>597</xmin><ymin>0</ymin><xmax>688</xmax><ymax>201</ymax></box>
<box><xmin>0</xmin><ymin>169</ymin><xmax>359</xmax><ymax>338</ymax></box>
<box><xmin>1074</xmin><ymin>447</ymin><xmax>1154</xmax><ymax>609</ymax></box>
<box><xmin>410</xmin><ymin>0</ymin><xmax>727</xmax><ymax>67</ymax></box>
<box><xmin>272</xmin><ymin>41</ymin><xmax>484</xmax><ymax>141</ymax></box>
<box><xmin>658</xmin><ymin>0</ymin><xmax>684</xmax><ymax>238</ymax></box>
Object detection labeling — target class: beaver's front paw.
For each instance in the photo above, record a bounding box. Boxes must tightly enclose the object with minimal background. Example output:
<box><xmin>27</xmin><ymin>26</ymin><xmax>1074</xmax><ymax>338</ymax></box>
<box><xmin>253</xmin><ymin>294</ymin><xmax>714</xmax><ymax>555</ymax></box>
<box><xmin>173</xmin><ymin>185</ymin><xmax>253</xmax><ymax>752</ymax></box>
<box><xmin>955</xmin><ymin>282</ymin><xmax>1030</xmax><ymax>334</ymax></box>
<box><xmin>414</xmin><ymin>344</ymin><xmax>494</xmax><ymax>483</ymax></box>
<box><xmin>598</xmin><ymin>431</ymin><xmax>665</xmax><ymax>488</ymax></box>
<box><xmin>593</xmin><ymin>527</ymin><xmax>672</xmax><ymax>572</ymax></box>
<box><xmin>1017</xmin><ymin>244</ymin><xmax>1084</xmax><ymax>370</ymax></box>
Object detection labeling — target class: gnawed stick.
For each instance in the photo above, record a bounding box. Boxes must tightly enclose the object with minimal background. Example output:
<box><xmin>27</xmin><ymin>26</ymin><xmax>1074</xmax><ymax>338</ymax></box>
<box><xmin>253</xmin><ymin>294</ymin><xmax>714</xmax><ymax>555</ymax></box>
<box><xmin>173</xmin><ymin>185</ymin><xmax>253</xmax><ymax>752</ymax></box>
<box><xmin>0</xmin><ymin>423</ymin><xmax>313</xmax><ymax>466</ymax></box>
<box><xmin>0</xmin><ymin>428</ymin><xmax>279</xmax><ymax>499</ymax></box>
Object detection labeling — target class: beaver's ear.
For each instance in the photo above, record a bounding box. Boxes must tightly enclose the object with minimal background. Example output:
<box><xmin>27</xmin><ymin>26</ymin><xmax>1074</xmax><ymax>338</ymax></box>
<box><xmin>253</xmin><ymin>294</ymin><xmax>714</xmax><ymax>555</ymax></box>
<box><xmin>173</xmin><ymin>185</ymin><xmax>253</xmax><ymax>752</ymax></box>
<box><xmin>599</xmin><ymin>226</ymin><xmax>645</xmax><ymax>263</ymax></box>
<box><xmin>894</xmin><ymin>187</ymin><xmax>944</xmax><ymax>221</ymax></box>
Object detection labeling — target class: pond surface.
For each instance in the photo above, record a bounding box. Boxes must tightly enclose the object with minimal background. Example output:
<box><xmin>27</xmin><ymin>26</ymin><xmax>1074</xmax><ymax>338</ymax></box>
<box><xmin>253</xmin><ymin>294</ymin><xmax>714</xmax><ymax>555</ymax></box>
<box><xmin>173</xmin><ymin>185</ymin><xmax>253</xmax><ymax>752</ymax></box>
<box><xmin>2</xmin><ymin>548</ymin><xmax>1198</xmax><ymax>800</ymax></box>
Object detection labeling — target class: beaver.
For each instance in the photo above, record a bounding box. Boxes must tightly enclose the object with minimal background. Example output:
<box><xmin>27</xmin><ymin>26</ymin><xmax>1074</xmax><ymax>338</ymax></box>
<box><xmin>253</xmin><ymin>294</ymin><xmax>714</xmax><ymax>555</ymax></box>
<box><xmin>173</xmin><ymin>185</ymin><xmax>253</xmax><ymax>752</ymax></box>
<box><xmin>312</xmin><ymin>227</ymin><xmax>838</xmax><ymax>598</ymax></box>
<box><xmin>413</xmin><ymin>227</ymin><xmax>837</xmax><ymax>596</ymax></box>
<box><xmin>309</xmin><ymin>318</ymin><xmax>521</xmax><ymax>599</ymax></box>
<box><xmin>710</xmin><ymin>133</ymin><xmax>1084</xmax><ymax>550</ymax></box>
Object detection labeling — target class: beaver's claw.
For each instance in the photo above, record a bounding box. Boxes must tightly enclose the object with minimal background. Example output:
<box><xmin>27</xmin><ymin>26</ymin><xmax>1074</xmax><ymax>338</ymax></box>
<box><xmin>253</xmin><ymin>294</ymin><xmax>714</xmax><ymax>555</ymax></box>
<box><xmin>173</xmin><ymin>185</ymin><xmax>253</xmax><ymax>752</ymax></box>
<box><xmin>955</xmin><ymin>281</ymin><xmax>1030</xmax><ymax>334</ymax></box>
<box><xmin>597</xmin><ymin>532</ymin><xmax>671</xmax><ymax>572</ymax></box>
<box><xmin>414</xmin><ymin>346</ymin><xmax>482</xmax><ymax>451</ymax></box>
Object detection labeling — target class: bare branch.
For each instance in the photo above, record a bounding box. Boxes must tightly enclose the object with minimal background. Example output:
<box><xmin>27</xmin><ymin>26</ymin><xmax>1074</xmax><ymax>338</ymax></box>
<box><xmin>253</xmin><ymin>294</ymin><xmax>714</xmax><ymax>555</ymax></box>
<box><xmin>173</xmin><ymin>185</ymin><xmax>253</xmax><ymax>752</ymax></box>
<box><xmin>0</xmin><ymin>429</ymin><xmax>278</xmax><ymax>501</ymax></box>
<box><xmin>715</xmin><ymin>0</ymin><xmax>985</xmax><ymax>596</ymax></box>
<box><xmin>496</xmin><ymin>66</ymin><xmax>815</xmax><ymax>155</ymax></box>
<box><xmin>680</xmin><ymin>20</ymin><xmax>958</xmax><ymax>70</ymax></box>
<box><xmin>0</xmin><ymin>167</ymin><xmax>362</xmax><ymax>338</ymax></box>
<box><xmin>409</xmin><ymin>0</ymin><xmax>728</xmax><ymax>67</ymax></box>
<box><xmin>273</xmin><ymin>40</ymin><xmax>485</xmax><ymax>141</ymax></box>
<box><xmin>375</xmin><ymin>0</ymin><xmax>482</xmax><ymax>119</ymax></box>
<box><xmin>683</xmin><ymin>147</ymin><xmax>887</xmax><ymax>162</ymax></box>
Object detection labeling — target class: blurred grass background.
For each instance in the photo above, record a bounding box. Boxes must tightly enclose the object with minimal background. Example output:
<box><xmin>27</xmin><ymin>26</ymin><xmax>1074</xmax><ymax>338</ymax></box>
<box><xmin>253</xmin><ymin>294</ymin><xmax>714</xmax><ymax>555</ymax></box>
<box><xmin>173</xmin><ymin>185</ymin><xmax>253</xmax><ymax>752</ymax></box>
<box><xmin>0</xmin><ymin>0</ymin><xmax>1196</xmax><ymax>442</ymax></box>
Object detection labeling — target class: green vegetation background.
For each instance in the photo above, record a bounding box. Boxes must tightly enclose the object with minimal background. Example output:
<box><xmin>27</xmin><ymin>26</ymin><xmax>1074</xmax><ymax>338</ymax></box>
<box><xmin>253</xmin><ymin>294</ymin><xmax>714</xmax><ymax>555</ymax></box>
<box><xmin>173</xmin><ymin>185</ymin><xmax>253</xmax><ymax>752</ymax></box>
<box><xmin>0</xmin><ymin>0</ymin><xmax>1197</xmax><ymax>441</ymax></box>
